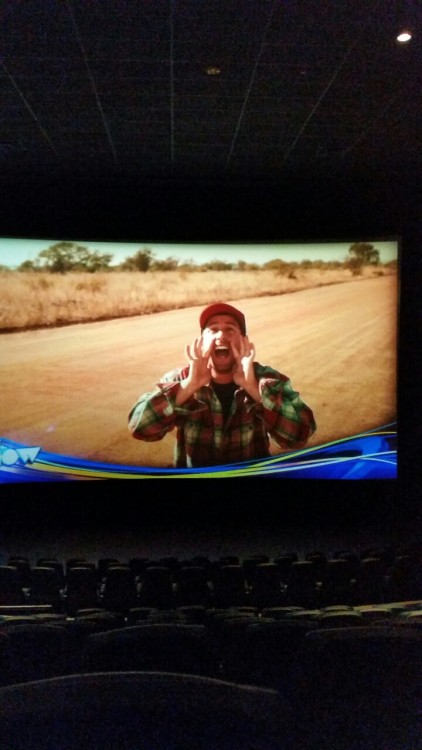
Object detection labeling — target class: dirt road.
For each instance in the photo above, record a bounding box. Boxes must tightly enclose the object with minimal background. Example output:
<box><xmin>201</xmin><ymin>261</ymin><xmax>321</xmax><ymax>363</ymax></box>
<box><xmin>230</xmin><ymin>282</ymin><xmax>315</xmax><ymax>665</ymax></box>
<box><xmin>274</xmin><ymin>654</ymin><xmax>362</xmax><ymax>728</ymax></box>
<box><xmin>1</xmin><ymin>275</ymin><xmax>397</xmax><ymax>468</ymax></box>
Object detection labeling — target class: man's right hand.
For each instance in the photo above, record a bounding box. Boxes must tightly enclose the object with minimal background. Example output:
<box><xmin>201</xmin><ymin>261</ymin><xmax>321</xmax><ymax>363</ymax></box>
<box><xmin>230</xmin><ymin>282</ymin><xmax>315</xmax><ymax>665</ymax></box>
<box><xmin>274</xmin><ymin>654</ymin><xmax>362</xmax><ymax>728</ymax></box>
<box><xmin>175</xmin><ymin>335</ymin><xmax>214</xmax><ymax>405</ymax></box>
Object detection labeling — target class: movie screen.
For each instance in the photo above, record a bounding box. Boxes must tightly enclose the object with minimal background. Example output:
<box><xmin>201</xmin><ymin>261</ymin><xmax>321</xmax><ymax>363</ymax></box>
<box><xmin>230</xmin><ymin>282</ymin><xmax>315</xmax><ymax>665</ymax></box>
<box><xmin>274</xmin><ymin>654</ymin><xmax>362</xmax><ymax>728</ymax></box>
<box><xmin>0</xmin><ymin>237</ymin><xmax>398</xmax><ymax>480</ymax></box>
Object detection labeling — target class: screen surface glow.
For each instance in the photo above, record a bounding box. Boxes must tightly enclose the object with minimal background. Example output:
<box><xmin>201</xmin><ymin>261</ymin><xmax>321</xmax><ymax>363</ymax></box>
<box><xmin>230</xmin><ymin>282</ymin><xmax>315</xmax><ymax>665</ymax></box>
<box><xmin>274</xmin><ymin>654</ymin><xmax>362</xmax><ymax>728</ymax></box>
<box><xmin>0</xmin><ymin>238</ymin><xmax>398</xmax><ymax>481</ymax></box>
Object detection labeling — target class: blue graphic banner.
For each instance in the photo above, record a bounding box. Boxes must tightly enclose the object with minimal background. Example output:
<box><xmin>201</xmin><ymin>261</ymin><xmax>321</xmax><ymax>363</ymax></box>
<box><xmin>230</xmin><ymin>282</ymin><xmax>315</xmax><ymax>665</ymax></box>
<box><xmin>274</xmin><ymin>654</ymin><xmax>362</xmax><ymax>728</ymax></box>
<box><xmin>0</xmin><ymin>424</ymin><xmax>397</xmax><ymax>481</ymax></box>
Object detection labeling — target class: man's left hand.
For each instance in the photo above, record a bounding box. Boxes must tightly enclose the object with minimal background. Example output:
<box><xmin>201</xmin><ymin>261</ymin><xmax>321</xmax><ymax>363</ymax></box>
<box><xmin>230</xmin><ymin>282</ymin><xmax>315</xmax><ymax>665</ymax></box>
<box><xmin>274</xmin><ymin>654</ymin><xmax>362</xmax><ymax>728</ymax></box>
<box><xmin>231</xmin><ymin>337</ymin><xmax>261</xmax><ymax>401</ymax></box>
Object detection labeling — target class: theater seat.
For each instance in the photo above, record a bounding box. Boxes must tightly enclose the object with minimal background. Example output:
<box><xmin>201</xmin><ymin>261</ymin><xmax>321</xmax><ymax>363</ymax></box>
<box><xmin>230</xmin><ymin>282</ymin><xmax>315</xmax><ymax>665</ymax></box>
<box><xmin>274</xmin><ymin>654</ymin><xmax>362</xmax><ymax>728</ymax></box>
<box><xmin>1</xmin><ymin>623</ymin><xmax>74</xmax><ymax>684</ymax></box>
<box><xmin>138</xmin><ymin>565</ymin><xmax>174</xmax><ymax>609</ymax></box>
<box><xmin>0</xmin><ymin>566</ymin><xmax>26</xmax><ymax>606</ymax></box>
<box><xmin>65</xmin><ymin>566</ymin><xmax>99</xmax><ymax>616</ymax></box>
<box><xmin>212</xmin><ymin>565</ymin><xmax>247</xmax><ymax>608</ymax></box>
<box><xmin>296</xmin><ymin>625</ymin><xmax>422</xmax><ymax>749</ymax></box>
<box><xmin>81</xmin><ymin>622</ymin><xmax>219</xmax><ymax>678</ymax></box>
<box><xmin>249</xmin><ymin>563</ymin><xmax>284</xmax><ymax>609</ymax></box>
<box><xmin>99</xmin><ymin>565</ymin><xmax>138</xmax><ymax>614</ymax></box>
<box><xmin>0</xmin><ymin>671</ymin><xmax>295</xmax><ymax>750</ymax></box>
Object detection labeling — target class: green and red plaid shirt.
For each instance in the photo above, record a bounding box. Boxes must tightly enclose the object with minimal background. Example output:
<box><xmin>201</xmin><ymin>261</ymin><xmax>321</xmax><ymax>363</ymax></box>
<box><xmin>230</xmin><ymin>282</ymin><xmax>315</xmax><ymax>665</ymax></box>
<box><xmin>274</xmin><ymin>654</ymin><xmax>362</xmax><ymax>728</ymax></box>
<box><xmin>129</xmin><ymin>363</ymin><xmax>316</xmax><ymax>468</ymax></box>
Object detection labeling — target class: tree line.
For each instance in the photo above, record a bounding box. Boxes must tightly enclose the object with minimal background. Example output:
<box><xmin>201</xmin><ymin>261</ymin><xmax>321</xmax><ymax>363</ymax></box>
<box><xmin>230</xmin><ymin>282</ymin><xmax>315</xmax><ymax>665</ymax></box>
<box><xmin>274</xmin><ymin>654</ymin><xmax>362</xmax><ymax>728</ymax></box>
<box><xmin>5</xmin><ymin>241</ymin><xmax>396</xmax><ymax>274</ymax></box>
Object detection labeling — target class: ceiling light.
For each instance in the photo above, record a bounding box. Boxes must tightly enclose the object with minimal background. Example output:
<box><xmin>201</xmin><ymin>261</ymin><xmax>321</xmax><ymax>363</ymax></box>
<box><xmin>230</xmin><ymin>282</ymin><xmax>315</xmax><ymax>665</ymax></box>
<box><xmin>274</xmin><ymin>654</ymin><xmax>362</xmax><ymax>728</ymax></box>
<box><xmin>206</xmin><ymin>67</ymin><xmax>221</xmax><ymax>76</ymax></box>
<box><xmin>396</xmin><ymin>29</ymin><xmax>412</xmax><ymax>42</ymax></box>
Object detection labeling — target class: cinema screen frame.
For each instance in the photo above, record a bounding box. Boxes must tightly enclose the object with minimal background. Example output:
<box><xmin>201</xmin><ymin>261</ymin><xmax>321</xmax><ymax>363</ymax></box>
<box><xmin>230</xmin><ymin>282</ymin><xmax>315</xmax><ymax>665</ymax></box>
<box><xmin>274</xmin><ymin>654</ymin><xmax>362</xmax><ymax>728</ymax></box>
<box><xmin>0</xmin><ymin>235</ymin><xmax>399</xmax><ymax>482</ymax></box>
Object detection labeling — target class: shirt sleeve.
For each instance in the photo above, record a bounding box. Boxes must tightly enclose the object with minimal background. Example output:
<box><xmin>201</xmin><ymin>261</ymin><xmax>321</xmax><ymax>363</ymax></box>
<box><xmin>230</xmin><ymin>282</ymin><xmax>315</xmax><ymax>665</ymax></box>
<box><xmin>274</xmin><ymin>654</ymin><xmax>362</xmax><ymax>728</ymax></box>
<box><xmin>253</xmin><ymin>366</ymin><xmax>316</xmax><ymax>448</ymax></box>
<box><xmin>128</xmin><ymin>375</ymin><xmax>207</xmax><ymax>442</ymax></box>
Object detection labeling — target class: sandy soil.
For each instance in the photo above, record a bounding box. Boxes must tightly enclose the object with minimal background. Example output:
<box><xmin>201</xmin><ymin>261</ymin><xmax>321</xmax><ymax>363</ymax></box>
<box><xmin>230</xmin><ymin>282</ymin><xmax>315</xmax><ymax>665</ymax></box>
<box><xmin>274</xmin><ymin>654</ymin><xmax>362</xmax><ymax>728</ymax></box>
<box><xmin>1</xmin><ymin>275</ymin><xmax>397</xmax><ymax>468</ymax></box>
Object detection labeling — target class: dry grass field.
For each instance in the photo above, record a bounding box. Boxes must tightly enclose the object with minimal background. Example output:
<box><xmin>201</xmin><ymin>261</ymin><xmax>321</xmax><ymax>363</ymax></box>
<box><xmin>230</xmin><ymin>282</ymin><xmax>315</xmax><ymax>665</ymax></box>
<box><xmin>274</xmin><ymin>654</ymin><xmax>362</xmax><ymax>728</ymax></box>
<box><xmin>0</xmin><ymin>265</ymin><xmax>393</xmax><ymax>331</ymax></box>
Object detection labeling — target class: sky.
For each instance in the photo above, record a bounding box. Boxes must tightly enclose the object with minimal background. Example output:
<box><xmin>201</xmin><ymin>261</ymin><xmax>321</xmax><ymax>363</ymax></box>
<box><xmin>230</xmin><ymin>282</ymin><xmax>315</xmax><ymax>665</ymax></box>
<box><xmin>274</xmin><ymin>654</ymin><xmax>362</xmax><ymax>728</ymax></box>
<box><xmin>0</xmin><ymin>237</ymin><xmax>399</xmax><ymax>268</ymax></box>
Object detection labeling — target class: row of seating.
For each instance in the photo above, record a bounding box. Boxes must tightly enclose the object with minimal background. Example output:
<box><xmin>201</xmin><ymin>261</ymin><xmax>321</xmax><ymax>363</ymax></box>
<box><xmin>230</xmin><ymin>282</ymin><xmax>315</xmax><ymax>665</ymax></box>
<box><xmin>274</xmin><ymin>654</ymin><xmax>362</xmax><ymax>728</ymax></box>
<box><xmin>1</xmin><ymin>546</ymin><xmax>421</xmax><ymax>614</ymax></box>
<box><xmin>0</xmin><ymin>600</ymin><xmax>421</xmax><ymax>685</ymax></box>
<box><xmin>1</xmin><ymin>666</ymin><xmax>420</xmax><ymax>750</ymax></box>
<box><xmin>0</xmin><ymin>543</ymin><xmax>421</xmax><ymax>750</ymax></box>
<box><xmin>0</xmin><ymin>671</ymin><xmax>293</xmax><ymax>750</ymax></box>
<box><xmin>0</xmin><ymin>602</ymin><xmax>421</xmax><ymax>749</ymax></box>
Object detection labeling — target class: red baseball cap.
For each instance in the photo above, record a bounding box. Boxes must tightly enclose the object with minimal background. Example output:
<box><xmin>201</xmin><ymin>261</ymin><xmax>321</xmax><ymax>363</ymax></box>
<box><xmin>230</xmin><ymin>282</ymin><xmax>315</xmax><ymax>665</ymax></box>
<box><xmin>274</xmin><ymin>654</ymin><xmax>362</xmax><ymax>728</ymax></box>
<box><xmin>199</xmin><ymin>303</ymin><xmax>246</xmax><ymax>335</ymax></box>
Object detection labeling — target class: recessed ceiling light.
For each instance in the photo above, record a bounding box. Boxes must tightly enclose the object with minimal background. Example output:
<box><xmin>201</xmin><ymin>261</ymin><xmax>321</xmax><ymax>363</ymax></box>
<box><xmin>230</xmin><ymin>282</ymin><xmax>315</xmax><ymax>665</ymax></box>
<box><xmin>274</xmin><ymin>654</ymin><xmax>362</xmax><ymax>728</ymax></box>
<box><xmin>397</xmin><ymin>30</ymin><xmax>412</xmax><ymax>42</ymax></box>
<box><xmin>206</xmin><ymin>66</ymin><xmax>222</xmax><ymax>76</ymax></box>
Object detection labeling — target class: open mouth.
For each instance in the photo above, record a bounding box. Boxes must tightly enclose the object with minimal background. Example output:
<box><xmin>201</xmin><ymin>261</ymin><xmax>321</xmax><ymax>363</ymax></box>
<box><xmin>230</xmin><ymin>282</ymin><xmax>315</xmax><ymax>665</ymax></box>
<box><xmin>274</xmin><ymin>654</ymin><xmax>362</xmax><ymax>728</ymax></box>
<box><xmin>213</xmin><ymin>345</ymin><xmax>231</xmax><ymax>360</ymax></box>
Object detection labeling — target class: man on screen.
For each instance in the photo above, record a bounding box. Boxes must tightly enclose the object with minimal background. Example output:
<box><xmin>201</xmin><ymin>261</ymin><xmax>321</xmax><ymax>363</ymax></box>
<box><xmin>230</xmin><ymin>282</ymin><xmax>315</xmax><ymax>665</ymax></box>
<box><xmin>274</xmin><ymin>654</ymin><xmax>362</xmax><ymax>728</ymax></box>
<box><xmin>128</xmin><ymin>302</ymin><xmax>316</xmax><ymax>468</ymax></box>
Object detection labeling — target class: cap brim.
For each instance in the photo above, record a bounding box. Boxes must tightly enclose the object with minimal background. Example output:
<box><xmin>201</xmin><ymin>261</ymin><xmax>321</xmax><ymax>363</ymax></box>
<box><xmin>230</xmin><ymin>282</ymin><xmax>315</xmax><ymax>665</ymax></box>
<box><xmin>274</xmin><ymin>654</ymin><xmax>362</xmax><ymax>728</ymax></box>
<box><xmin>199</xmin><ymin>303</ymin><xmax>246</xmax><ymax>335</ymax></box>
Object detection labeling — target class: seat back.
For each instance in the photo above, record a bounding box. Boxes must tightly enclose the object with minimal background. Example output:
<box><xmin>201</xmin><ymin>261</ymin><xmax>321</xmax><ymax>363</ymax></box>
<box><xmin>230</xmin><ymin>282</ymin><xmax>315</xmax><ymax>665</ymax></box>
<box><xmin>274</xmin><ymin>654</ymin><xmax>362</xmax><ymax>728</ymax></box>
<box><xmin>0</xmin><ymin>566</ymin><xmax>25</xmax><ymax>605</ymax></box>
<box><xmin>212</xmin><ymin>565</ymin><xmax>247</xmax><ymax>608</ymax></box>
<box><xmin>81</xmin><ymin>622</ymin><xmax>219</xmax><ymax>678</ymax></box>
<box><xmin>250</xmin><ymin>563</ymin><xmax>284</xmax><ymax>609</ymax></box>
<box><xmin>0</xmin><ymin>671</ymin><xmax>295</xmax><ymax>750</ymax></box>
<box><xmin>100</xmin><ymin>566</ymin><xmax>138</xmax><ymax>613</ymax></box>
<box><xmin>302</xmin><ymin>625</ymin><xmax>422</xmax><ymax>706</ymax></box>
<box><xmin>65</xmin><ymin>566</ymin><xmax>99</xmax><ymax>615</ymax></box>
<box><xmin>29</xmin><ymin>567</ymin><xmax>63</xmax><ymax>610</ymax></box>
<box><xmin>2</xmin><ymin>623</ymin><xmax>74</xmax><ymax>684</ymax></box>
<box><xmin>175</xmin><ymin>565</ymin><xmax>210</xmax><ymax>607</ymax></box>
<box><xmin>138</xmin><ymin>566</ymin><xmax>173</xmax><ymax>608</ymax></box>
<box><xmin>296</xmin><ymin>625</ymin><xmax>422</xmax><ymax>748</ymax></box>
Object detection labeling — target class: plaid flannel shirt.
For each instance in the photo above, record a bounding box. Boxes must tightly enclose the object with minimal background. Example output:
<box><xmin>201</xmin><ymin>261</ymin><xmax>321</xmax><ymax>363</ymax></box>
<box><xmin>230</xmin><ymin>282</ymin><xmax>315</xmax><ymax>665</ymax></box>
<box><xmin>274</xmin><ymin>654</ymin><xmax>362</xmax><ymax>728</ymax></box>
<box><xmin>129</xmin><ymin>362</ymin><xmax>316</xmax><ymax>468</ymax></box>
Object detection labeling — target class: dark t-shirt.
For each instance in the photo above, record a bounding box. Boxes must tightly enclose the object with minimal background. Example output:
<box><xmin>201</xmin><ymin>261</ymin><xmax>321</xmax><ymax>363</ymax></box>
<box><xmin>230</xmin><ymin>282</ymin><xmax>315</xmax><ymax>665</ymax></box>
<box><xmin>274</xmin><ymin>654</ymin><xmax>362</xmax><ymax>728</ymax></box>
<box><xmin>212</xmin><ymin>380</ymin><xmax>238</xmax><ymax>424</ymax></box>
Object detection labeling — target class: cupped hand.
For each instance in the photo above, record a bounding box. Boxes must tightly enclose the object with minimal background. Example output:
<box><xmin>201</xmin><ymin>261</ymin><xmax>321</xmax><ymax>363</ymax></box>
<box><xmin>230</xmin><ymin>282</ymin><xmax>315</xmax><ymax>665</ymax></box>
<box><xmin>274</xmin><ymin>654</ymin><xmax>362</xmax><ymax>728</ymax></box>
<box><xmin>231</xmin><ymin>336</ymin><xmax>258</xmax><ymax>391</ymax></box>
<box><xmin>184</xmin><ymin>334</ymin><xmax>214</xmax><ymax>390</ymax></box>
